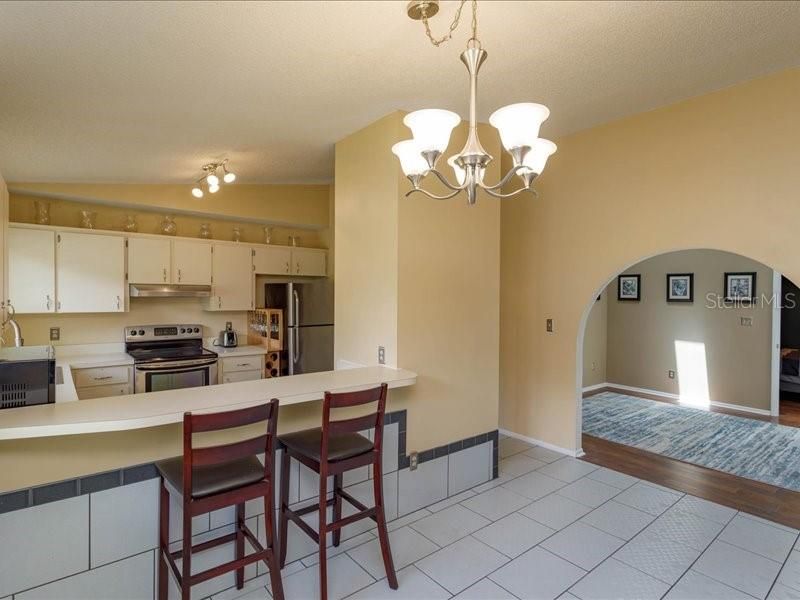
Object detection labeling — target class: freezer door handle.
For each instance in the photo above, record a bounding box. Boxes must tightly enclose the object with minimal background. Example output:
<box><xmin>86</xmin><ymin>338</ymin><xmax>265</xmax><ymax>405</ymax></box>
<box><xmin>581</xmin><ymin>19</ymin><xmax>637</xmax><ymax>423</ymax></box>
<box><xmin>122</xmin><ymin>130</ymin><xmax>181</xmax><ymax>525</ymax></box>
<box><xmin>293</xmin><ymin>327</ymin><xmax>300</xmax><ymax>364</ymax></box>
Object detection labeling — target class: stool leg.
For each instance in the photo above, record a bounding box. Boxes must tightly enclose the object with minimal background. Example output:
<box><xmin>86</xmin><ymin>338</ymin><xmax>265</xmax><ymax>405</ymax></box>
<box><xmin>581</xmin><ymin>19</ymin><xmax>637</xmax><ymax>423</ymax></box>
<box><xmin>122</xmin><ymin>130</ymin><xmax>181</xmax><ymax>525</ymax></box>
<box><xmin>235</xmin><ymin>503</ymin><xmax>245</xmax><ymax>590</ymax></box>
<box><xmin>181</xmin><ymin>496</ymin><xmax>192</xmax><ymax>600</ymax></box>
<box><xmin>264</xmin><ymin>482</ymin><xmax>285</xmax><ymax>600</ymax></box>
<box><xmin>373</xmin><ymin>458</ymin><xmax>398</xmax><ymax>589</ymax></box>
<box><xmin>278</xmin><ymin>449</ymin><xmax>291</xmax><ymax>568</ymax></box>
<box><xmin>332</xmin><ymin>473</ymin><xmax>343</xmax><ymax>547</ymax></box>
<box><xmin>158</xmin><ymin>479</ymin><xmax>169</xmax><ymax>600</ymax></box>
<box><xmin>318</xmin><ymin>469</ymin><xmax>328</xmax><ymax>600</ymax></box>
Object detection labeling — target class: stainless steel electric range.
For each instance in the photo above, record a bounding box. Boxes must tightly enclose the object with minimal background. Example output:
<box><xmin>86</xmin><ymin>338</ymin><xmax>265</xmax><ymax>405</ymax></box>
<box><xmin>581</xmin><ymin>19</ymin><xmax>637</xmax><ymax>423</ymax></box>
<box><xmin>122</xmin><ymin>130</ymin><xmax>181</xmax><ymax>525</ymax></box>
<box><xmin>125</xmin><ymin>324</ymin><xmax>217</xmax><ymax>393</ymax></box>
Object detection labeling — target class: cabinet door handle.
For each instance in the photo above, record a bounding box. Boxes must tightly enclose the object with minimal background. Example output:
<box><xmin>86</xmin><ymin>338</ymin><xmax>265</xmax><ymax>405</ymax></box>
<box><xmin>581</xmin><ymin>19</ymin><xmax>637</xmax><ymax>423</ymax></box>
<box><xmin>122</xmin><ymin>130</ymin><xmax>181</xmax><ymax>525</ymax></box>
<box><xmin>285</xmin><ymin>261</ymin><xmax>290</xmax><ymax>274</ymax></box>
<box><xmin>116</xmin><ymin>295</ymin><xmax>121</xmax><ymax>310</ymax></box>
<box><xmin>177</xmin><ymin>269</ymin><xmax>182</xmax><ymax>282</ymax></box>
<box><xmin>218</xmin><ymin>297</ymin><xmax>222</xmax><ymax>309</ymax></box>
<box><xmin>93</xmin><ymin>375</ymin><xmax>113</xmax><ymax>381</ymax></box>
<box><xmin>57</xmin><ymin>300</ymin><xmax>61</xmax><ymax>311</ymax></box>
<box><xmin>296</xmin><ymin>262</ymin><xmax>300</xmax><ymax>274</ymax></box>
<box><xmin>163</xmin><ymin>268</ymin><xmax>167</xmax><ymax>282</ymax></box>
<box><xmin>46</xmin><ymin>295</ymin><xmax>51</xmax><ymax>311</ymax></box>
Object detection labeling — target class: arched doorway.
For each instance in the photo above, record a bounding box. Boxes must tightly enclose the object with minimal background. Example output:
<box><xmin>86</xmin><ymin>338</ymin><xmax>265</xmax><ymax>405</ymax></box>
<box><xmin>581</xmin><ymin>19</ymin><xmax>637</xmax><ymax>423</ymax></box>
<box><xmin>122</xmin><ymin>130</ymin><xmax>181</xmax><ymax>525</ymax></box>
<box><xmin>574</xmin><ymin>248</ymin><xmax>800</xmax><ymax>491</ymax></box>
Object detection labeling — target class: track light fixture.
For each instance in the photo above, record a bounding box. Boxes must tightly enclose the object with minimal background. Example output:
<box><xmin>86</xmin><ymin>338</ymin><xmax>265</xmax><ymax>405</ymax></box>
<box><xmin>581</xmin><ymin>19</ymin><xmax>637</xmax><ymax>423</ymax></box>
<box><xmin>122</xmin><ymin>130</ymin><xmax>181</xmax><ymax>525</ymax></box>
<box><xmin>190</xmin><ymin>159</ymin><xmax>235</xmax><ymax>198</ymax></box>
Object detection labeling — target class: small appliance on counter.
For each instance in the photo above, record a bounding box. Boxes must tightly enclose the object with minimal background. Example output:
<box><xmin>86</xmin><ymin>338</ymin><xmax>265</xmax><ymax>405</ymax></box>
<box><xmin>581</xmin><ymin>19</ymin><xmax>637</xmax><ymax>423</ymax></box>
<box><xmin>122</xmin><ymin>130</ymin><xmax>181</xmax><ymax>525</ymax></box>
<box><xmin>0</xmin><ymin>345</ymin><xmax>56</xmax><ymax>409</ymax></box>
<box><xmin>213</xmin><ymin>322</ymin><xmax>238</xmax><ymax>348</ymax></box>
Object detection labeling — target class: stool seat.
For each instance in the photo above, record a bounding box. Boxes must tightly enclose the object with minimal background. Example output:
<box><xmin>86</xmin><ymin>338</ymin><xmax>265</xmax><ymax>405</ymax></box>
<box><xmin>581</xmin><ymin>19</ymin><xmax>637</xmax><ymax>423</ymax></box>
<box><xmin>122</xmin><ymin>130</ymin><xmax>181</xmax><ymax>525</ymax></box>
<box><xmin>156</xmin><ymin>455</ymin><xmax>265</xmax><ymax>499</ymax></box>
<box><xmin>279</xmin><ymin>428</ymin><xmax>373</xmax><ymax>462</ymax></box>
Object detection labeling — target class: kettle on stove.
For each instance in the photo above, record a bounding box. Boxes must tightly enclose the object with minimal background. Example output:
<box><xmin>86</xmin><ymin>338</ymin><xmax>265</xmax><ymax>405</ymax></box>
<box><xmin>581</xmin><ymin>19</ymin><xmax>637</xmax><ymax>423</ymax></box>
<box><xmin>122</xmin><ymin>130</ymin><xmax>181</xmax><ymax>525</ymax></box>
<box><xmin>214</xmin><ymin>322</ymin><xmax>238</xmax><ymax>348</ymax></box>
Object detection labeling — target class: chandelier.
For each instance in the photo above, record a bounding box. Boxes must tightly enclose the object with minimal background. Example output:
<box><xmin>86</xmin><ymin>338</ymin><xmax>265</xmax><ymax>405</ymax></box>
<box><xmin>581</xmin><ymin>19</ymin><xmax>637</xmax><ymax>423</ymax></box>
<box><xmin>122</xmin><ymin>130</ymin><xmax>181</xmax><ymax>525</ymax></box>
<box><xmin>191</xmin><ymin>159</ymin><xmax>236</xmax><ymax>198</ymax></box>
<box><xmin>393</xmin><ymin>0</ymin><xmax>556</xmax><ymax>205</ymax></box>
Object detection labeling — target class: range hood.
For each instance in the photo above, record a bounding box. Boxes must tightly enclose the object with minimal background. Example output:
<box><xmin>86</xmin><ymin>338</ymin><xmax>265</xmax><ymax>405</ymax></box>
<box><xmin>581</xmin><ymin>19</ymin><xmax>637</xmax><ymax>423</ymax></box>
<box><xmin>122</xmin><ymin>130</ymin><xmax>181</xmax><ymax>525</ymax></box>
<box><xmin>129</xmin><ymin>284</ymin><xmax>212</xmax><ymax>298</ymax></box>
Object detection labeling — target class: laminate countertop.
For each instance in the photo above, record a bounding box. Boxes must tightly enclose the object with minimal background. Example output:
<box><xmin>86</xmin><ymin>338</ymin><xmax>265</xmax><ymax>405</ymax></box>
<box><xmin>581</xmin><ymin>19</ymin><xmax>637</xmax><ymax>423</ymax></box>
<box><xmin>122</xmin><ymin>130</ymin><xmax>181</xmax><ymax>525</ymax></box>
<box><xmin>0</xmin><ymin>365</ymin><xmax>417</xmax><ymax>441</ymax></box>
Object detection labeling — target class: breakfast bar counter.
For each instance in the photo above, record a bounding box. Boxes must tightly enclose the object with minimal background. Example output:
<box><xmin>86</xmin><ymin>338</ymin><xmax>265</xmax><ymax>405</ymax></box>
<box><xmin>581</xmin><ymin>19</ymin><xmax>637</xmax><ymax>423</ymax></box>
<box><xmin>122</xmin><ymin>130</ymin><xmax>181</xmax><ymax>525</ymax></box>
<box><xmin>0</xmin><ymin>366</ymin><xmax>417</xmax><ymax>441</ymax></box>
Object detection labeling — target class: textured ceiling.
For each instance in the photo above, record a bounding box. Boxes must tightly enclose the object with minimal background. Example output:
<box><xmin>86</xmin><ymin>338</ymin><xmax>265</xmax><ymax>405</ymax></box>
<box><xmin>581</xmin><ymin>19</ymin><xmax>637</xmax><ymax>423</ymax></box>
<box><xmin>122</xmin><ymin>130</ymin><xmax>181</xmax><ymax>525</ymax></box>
<box><xmin>0</xmin><ymin>0</ymin><xmax>798</xmax><ymax>183</ymax></box>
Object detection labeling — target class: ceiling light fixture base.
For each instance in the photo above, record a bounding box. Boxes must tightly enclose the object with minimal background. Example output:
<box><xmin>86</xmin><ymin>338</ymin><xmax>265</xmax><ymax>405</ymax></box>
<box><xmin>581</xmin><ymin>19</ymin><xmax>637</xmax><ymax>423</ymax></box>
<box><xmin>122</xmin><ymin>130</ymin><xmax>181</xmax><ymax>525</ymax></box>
<box><xmin>406</xmin><ymin>0</ymin><xmax>439</xmax><ymax>20</ymax></box>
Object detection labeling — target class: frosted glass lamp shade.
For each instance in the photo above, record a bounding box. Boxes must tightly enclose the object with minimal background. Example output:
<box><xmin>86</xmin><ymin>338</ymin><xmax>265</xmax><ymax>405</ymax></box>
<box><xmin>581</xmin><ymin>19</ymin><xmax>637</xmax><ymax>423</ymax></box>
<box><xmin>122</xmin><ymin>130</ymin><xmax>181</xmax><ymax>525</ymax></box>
<box><xmin>209</xmin><ymin>183</ymin><xmax>220</xmax><ymax>194</ymax></box>
<box><xmin>191</xmin><ymin>186</ymin><xmax>204</xmax><ymax>198</ymax></box>
<box><xmin>403</xmin><ymin>109</ymin><xmax>461</xmax><ymax>153</ymax></box>
<box><xmin>223</xmin><ymin>171</ymin><xmax>236</xmax><ymax>183</ymax></box>
<box><xmin>489</xmin><ymin>103</ymin><xmax>550</xmax><ymax>151</ymax></box>
<box><xmin>522</xmin><ymin>138</ymin><xmax>557</xmax><ymax>175</ymax></box>
<box><xmin>447</xmin><ymin>156</ymin><xmax>466</xmax><ymax>185</ymax></box>
<box><xmin>392</xmin><ymin>140</ymin><xmax>428</xmax><ymax>176</ymax></box>
<box><xmin>206</xmin><ymin>173</ymin><xmax>220</xmax><ymax>186</ymax></box>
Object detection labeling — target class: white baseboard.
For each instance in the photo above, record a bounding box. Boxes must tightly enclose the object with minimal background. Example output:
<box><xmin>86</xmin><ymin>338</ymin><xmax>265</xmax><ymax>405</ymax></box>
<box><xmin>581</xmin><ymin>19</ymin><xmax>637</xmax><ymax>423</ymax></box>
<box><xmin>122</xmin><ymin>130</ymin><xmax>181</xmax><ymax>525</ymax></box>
<box><xmin>582</xmin><ymin>382</ymin><xmax>610</xmax><ymax>393</ymax></box>
<box><xmin>499</xmin><ymin>428</ymin><xmax>580</xmax><ymax>458</ymax></box>
<box><xmin>603</xmin><ymin>382</ymin><xmax>772</xmax><ymax>417</ymax></box>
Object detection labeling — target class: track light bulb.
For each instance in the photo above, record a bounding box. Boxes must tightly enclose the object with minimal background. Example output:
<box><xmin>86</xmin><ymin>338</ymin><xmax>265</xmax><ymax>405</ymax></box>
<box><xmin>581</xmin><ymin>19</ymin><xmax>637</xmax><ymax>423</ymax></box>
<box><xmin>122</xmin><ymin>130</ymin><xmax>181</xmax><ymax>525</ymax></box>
<box><xmin>209</xmin><ymin>184</ymin><xmax>220</xmax><ymax>194</ymax></box>
<box><xmin>223</xmin><ymin>171</ymin><xmax>236</xmax><ymax>183</ymax></box>
<box><xmin>191</xmin><ymin>186</ymin><xmax>204</xmax><ymax>198</ymax></box>
<box><xmin>206</xmin><ymin>173</ymin><xmax>219</xmax><ymax>186</ymax></box>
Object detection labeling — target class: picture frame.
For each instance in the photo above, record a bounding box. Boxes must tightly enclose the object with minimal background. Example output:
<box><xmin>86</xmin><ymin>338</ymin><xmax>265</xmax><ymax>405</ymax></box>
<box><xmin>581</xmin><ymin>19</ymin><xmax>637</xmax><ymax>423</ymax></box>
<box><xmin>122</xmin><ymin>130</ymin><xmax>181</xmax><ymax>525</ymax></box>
<box><xmin>618</xmin><ymin>274</ymin><xmax>641</xmax><ymax>301</ymax></box>
<box><xmin>666</xmin><ymin>273</ymin><xmax>694</xmax><ymax>303</ymax></box>
<box><xmin>725</xmin><ymin>272</ymin><xmax>757</xmax><ymax>301</ymax></box>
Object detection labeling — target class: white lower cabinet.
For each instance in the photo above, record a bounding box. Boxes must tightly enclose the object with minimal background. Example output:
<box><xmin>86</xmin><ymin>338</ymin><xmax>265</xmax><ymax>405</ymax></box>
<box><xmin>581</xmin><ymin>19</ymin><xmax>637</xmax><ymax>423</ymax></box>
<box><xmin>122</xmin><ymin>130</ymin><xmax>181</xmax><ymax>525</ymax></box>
<box><xmin>57</xmin><ymin>232</ymin><xmax>126</xmax><ymax>313</ymax></box>
<box><xmin>218</xmin><ymin>355</ymin><xmax>265</xmax><ymax>384</ymax></box>
<box><xmin>73</xmin><ymin>365</ymin><xmax>133</xmax><ymax>400</ymax></box>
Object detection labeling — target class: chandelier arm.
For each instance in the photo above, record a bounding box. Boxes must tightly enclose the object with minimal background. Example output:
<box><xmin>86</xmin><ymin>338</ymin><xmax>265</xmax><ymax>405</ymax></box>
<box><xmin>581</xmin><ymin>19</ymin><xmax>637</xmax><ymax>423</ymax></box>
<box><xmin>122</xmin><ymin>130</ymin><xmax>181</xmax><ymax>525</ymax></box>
<box><xmin>479</xmin><ymin>164</ymin><xmax>531</xmax><ymax>191</ymax></box>
<box><xmin>405</xmin><ymin>186</ymin><xmax>463</xmax><ymax>200</ymax></box>
<box><xmin>483</xmin><ymin>186</ymin><xmax>538</xmax><ymax>199</ymax></box>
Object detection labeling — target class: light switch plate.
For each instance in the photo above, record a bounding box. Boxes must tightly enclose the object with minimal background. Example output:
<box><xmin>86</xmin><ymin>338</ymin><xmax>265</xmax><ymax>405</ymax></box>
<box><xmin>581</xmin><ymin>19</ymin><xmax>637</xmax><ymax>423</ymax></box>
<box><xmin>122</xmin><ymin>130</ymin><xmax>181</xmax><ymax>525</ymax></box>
<box><xmin>741</xmin><ymin>316</ymin><xmax>753</xmax><ymax>326</ymax></box>
<box><xmin>546</xmin><ymin>318</ymin><xmax>554</xmax><ymax>333</ymax></box>
<box><xmin>378</xmin><ymin>346</ymin><xmax>385</xmax><ymax>365</ymax></box>
<box><xmin>668</xmin><ymin>370</ymin><xmax>676</xmax><ymax>379</ymax></box>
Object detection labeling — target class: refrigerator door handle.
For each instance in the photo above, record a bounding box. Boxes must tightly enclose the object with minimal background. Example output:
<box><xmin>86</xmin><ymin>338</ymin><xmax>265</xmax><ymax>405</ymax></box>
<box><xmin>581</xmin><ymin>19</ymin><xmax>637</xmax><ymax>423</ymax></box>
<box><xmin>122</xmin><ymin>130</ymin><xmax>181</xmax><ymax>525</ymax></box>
<box><xmin>293</xmin><ymin>327</ymin><xmax>300</xmax><ymax>364</ymax></box>
<box><xmin>293</xmin><ymin>288</ymin><xmax>300</xmax><ymax>326</ymax></box>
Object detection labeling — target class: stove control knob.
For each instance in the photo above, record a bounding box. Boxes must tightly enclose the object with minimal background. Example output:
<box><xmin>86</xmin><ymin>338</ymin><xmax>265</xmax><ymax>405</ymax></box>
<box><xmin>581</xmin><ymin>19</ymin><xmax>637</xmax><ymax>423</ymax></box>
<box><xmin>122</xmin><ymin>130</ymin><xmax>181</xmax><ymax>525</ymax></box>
<box><xmin>193</xmin><ymin>327</ymin><xmax>200</xmax><ymax>333</ymax></box>
<box><xmin>138</xmin><ymin>329</ymin><xmax>145</xmax><ymax>336</ymax></box>
<box><xmin>129</xmin><ymin>330</ymin><xmax>137</xmax><ymax>336</ymax></box>
<box><xmin>180</xmin><ymin>328</ymin><xmax>185</xmax><ymax>334</ymax></box>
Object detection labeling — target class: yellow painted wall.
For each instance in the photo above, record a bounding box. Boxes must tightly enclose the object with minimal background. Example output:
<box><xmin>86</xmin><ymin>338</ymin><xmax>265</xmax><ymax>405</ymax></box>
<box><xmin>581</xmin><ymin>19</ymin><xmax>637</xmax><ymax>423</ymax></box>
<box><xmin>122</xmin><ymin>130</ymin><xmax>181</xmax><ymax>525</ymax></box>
<box><xmin>9</xmin><ymin>182</ymin><xmax>330</xmax><ymax>229</ymax></box>
<box><xmin>582</xmin><ymin>291</ymin><xmax>607</xmax><ymax>389</ymax></box>
<box><xmin>335</xmin><ymin>111</ymin><xmax>501</xmax><ymax>452</ymax></box>
<box><xmin>500</xmin><ymin>68</ymin><xmax>800</xmax><ymax>451</ymax></box>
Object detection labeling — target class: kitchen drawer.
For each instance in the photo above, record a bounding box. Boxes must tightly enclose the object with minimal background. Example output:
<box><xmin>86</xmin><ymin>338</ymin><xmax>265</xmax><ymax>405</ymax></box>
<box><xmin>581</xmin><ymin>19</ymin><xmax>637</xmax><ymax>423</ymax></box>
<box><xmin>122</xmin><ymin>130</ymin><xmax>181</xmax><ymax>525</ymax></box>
<box><xmin>220</xmin><ymin>355</ymin><xmax>264</xmax><ymax>373</ymax></box>
<box><xmin>73</xmin><ymin>366</ymin><xmax>131</xmax><ymax>388</ymax></box>
<box><xmin>222</xmin><ymin>369</ymin><xmax>263</xmax><ymax>384</ymax></box>
<box><xmin>77</xmin><ymin>383</ymin><xmax>132</xmax><ymax>400</ymax></box>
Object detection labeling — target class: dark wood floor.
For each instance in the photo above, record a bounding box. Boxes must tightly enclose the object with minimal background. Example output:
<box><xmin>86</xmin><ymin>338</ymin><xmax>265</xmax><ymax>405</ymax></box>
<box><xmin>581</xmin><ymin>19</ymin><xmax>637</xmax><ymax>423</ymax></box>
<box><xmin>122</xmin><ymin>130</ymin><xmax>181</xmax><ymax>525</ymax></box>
<box><xmin>581</xmin><ymin>434</ymin><xmax>800</xmax><ymax>529</ymax></box>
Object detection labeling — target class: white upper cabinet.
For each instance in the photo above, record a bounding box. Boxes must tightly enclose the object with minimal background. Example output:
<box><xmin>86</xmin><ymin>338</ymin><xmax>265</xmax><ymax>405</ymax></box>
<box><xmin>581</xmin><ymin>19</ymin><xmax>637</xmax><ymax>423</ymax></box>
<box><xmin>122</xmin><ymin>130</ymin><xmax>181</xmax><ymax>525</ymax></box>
<box><xmin>253</xmin><ymin>245</ymin><xmax>292</xmax><ymax>275</ymax></box>
<box><xmin>173</xmin><ymin>239</ymin><xmax>212</xmax><ymax>285</ymax></box>
<box><xmin>128</xmin><ymin>237</ymin><xmax>170</xmax><ymax>284</ymax></box>
<box><xmin>292</xmin><ymin>248</ymin><xmax>327</xmax><ymax>277</ymax></box>
<box><xmin>57</xmin><ymin>232</ymin><xmax>126</xmax><ymax>313</ymax></box>
<box><xmin>207</xmin><ymin>244</ymin><xmax>253</xmax><ymax>311</ymax></box>
<box><xmin>7</xmin><ymin>227</ymin><xmax>56</xmax><ymax>313</ymax></box>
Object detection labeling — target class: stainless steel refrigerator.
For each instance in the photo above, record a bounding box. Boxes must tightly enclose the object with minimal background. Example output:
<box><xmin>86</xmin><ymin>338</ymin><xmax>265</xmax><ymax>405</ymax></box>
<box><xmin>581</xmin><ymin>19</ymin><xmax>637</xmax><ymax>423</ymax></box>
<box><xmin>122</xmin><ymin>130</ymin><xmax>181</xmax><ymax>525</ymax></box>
<box><xmin>265</xmin><ymin>281</ymin><xmax>334</xmax><ymax>375</ymax></box>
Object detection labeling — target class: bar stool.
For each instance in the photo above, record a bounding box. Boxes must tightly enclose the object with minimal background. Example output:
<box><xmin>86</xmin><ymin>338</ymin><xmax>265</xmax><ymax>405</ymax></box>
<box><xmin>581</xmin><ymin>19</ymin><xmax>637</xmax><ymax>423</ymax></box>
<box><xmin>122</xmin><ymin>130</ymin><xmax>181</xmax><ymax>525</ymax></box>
<box><xmin>156</xmin><ymin>400</ymin><xmax>285</xmax><ymax>600</ymax></box>
<box><xmin>278</xmin><ymin>383</ymin><xmax>397</xmax><ymax>600</ymax></box>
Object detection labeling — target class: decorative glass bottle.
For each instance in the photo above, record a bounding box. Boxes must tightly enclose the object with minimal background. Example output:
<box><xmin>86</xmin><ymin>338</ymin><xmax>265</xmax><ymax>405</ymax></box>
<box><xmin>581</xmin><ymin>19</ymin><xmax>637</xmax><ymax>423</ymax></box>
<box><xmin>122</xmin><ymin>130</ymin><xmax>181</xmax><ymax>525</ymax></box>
<box><xmin>79</xmin><ymin>210</ymin><xmax>97</xmax><ymax>229</ymax></box>
<box><xmin>123</xmin><ymin>214</ymin><xmax>138</xmax><ymax>232</ymax></box>
<box><xmin>232</xmin><ymin>226</ymin><xmax>242</xmax><ymax>242</ymax></box>
<box><xmin>199</xmin><ymin>223</ymin><xmax>212</xmax><ymax>239</ymax></box>
<box><xmin>34</xmin><ymin>200</ymin><xmax>51</xmax><ymax>225</ymax></box>
<box><xmin>160</xmin><ymin>215</ymin><xmax>177</xmax><ymax>236</ymax></box>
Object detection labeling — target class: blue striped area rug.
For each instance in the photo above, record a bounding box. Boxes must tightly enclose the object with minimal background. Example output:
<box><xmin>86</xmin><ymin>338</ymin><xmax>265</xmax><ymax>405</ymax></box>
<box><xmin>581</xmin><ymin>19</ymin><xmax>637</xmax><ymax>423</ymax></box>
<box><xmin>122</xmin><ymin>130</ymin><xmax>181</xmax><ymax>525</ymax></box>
<box><xmin>582</xmin><ymin>392</ymin><xmax>800</xmax><ymax>492</ymax></box>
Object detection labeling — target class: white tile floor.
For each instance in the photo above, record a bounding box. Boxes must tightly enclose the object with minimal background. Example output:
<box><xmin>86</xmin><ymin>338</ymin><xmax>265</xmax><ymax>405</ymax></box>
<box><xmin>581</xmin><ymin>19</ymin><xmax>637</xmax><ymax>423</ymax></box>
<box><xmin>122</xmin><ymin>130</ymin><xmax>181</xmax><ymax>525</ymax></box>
<box><xmin>213</xmin><ymin>436</ymin><xmax>800</xmax><ymax>600</ymax></box>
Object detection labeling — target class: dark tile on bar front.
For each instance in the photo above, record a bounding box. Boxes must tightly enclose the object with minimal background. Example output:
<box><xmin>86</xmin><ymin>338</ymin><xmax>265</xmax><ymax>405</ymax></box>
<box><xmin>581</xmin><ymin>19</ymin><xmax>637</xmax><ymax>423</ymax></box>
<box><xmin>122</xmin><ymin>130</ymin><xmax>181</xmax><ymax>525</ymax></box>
<box><xmin>488</xmin><ymin>430</ymin><xmax>499</xmax><ymax>442</ymax></box>
<box><xmin>0</xmin><ymin>490</ymin><xmax>30</xmax><ymax>514</ymax></box>
<box><xmin>434</xmin><ymin>445</ymin><xmax>449</xmax><ymax>459</ymax></box>
<box><xmin>462</xmin><ymin>436</ymin><xmax>476</xmax><ymax>449</ymax></box>
<box><xmin>80</xmin><ymin>470</ymin><xmax>122</xmax><ymax>495</ymax></box>
<box><xmin>398</xmin><ymin>431</ymin><xmax>406</xmax><ymax>454</ymax></box>
<box><xmin>448</xmin><ymin>440</ymin><xmax>463</xmax><ymax>454</ymax></box>
<box><xmin>123</xmin><ymin>463</ymin><xmax>158</xmax><ymax>485</ymax></box>
<box><xmin>418</xmin><ymin>449</ymin><xmax>435</xmax><ymax>463</ymax></box>
<box><xmin>33</xmin><ymin>479</ymin><xmax>78</xmax><ymax>506</ymax></box>
<box><xmin>398</xmin><ymin>455</ymin><xmax>410</xmax><ymax>470</ymax></box>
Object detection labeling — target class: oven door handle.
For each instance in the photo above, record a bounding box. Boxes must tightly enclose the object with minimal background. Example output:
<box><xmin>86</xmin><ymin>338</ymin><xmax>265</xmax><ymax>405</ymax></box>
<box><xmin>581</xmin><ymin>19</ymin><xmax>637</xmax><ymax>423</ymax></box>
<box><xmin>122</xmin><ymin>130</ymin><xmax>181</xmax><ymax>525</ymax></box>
<box><xmin>135</xmin><ymin>359</ymin><xmax>218</xmax><ymax>372</ymax></box>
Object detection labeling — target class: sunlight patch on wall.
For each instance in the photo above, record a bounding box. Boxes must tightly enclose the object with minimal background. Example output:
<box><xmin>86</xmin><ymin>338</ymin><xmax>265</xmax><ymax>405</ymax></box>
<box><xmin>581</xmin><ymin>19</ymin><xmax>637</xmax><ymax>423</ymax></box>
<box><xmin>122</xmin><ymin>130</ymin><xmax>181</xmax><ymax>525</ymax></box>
<box><xmin>674</xmin><ymin>340</ymin><xmax>710</xmax><ymax>407</ymax></box>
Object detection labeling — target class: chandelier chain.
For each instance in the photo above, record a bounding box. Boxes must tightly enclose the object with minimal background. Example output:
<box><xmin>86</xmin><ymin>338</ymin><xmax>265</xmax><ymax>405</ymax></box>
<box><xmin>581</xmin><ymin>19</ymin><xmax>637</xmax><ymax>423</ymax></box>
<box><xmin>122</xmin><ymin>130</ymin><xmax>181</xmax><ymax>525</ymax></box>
<box><xmin>421</xmin><ymin>0</ymin><xmax>479</xmax><ymax>48</ymax></box>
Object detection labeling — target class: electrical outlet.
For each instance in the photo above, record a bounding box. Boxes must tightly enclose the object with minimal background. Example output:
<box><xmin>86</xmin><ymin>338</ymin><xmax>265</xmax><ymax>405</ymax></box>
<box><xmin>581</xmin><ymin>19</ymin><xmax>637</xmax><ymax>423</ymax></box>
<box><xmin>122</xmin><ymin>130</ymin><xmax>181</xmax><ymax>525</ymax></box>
<box><xmin>668</xmin><ymin>370</ymin><xmax>676</xmax><ymax>379</ymax></box>
<box><xmin>591</xmin><ymin>361</ymin><xmax>596</xmax><ymax>371</ymax></box>
<box><xmin>225</xmin><ymin>321</ymin><xmax>232</xmax><ymax>329</ymax></box>
<box><xmin>741</xmin><ymin>316</ymin><xmax>753</xmax><ymax>327</ymax></box>
<box><xmin>546</xmin><ymin>318</ymin><xmax>554</xmax><ymax>333</ymax></box>
<box><xmin>409</xmin><ymin>451</ymin><xmax>419</xmax><ymax>471</ymax></box>
<box><xmin>378</xmin><ymin>346</ymin><xmax>385</xmax><ymax>365</ymax></box>
<box><xmin>49</xmin><ymin>327</ymin><xmax>60</xmax><ymax>341</ymax></box>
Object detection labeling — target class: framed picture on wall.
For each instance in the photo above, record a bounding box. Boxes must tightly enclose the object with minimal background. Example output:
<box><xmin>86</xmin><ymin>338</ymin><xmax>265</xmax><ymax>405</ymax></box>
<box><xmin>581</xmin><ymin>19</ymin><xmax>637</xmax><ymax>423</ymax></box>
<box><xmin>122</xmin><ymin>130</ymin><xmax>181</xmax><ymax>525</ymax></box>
<box><xmin>666</xmin><ymin>273</ymin><xmax>694</xmax><ymax>302</ymax></box>
<box><xmin>725</xmin><ymin>272</ymin><xmax>757</xmax><ymax>301</ymax></box>
<box><xmin>618</xmin><ymin>274</ymin><xmax>641</xmax><ymax>301</ymax></box>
